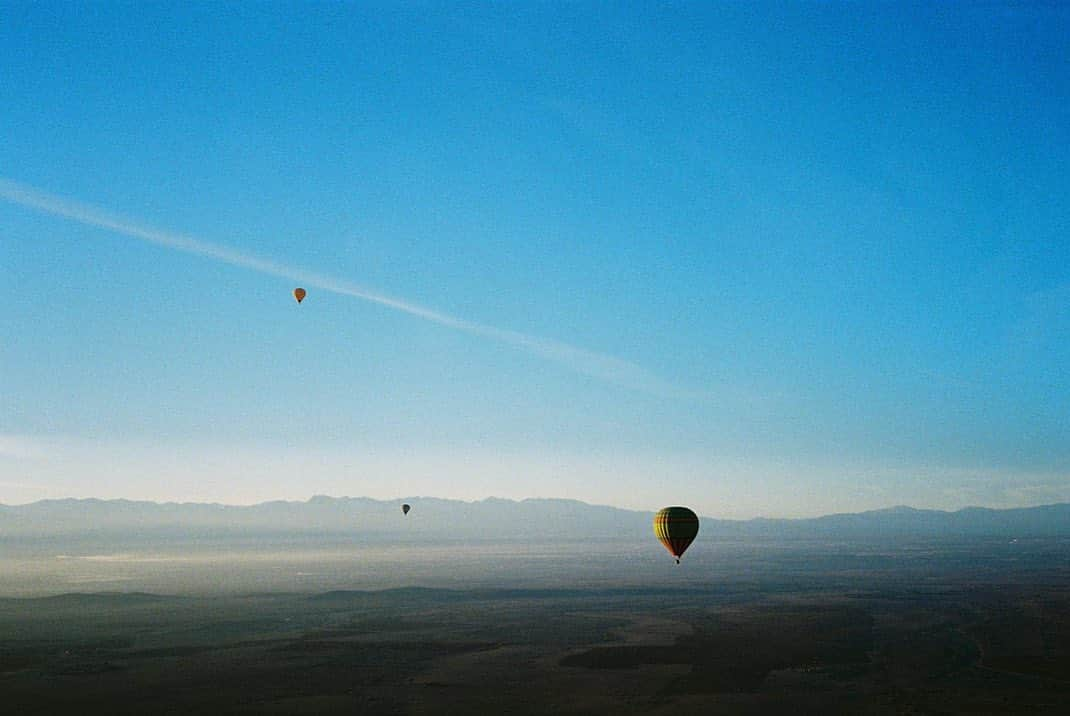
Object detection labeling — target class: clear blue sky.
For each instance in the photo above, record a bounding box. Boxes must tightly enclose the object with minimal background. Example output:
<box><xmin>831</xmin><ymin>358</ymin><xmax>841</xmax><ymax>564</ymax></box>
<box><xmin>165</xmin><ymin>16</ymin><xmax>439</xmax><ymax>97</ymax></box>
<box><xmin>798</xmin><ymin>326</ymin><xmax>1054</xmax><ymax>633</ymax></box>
<box><xmin>2</xmin><ymin>2</ymin><xmax>1068</xmax><ymax>517</ymax></box>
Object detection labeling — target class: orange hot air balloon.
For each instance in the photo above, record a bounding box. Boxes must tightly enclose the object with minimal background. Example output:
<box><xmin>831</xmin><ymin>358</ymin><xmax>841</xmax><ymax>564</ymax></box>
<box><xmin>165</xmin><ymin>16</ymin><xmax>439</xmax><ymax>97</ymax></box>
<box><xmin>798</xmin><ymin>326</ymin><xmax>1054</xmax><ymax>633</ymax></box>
<box><xmin>653</xmin><ymin>506</ymin><xmax>699</xmax><ymax>564</ymax></box>
<box><xmin>293</xmin><ymin>288</ymin><xmax>307</xmax><ymax>303</ymax></box>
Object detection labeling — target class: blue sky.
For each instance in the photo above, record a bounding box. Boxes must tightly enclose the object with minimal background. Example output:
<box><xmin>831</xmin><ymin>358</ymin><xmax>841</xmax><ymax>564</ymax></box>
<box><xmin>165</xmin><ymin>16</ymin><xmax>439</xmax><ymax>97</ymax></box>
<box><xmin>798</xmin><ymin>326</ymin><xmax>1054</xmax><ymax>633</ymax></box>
<box><xmin>2</xmin><ymin>2</ymin><xmax>1068</xmax><ymax>517</ymax></box>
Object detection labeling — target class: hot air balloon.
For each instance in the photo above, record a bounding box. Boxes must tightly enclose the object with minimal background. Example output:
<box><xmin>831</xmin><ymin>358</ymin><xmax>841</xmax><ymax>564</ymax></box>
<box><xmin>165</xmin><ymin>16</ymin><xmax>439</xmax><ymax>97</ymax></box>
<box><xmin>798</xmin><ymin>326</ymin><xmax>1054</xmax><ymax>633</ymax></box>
<box><xmin>401</xmin><ymin>503</ymin><xmax>411</xmax><ymax>516</ymax></box>
<box><xmin>653</xmin><ymin>506</ymin><xmax>699</xmax><ymax>564</ymax></box>
<box><xmin>293</xmin><ymin>288</ymin><xmax>306</xmax><ymax>303</ymax></box>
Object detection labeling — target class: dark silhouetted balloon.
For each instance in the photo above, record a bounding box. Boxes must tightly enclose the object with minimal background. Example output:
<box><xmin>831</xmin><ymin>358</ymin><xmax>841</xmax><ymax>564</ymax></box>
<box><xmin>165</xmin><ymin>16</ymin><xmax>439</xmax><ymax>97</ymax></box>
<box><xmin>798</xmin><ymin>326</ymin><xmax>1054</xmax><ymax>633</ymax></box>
<box><xmin>402</xmin><ymin>503</ymin><xmax>411</xmax><ymax>516</ymax></box>
<box><xmin>653</xmin><ymin>506</ymin><xmax>699</xmax><ymax>564</ymax></box>
<box><xmin>293</xmin><ymin>287</ymin><xmax>306</xmax><ymax>303</ymax></box>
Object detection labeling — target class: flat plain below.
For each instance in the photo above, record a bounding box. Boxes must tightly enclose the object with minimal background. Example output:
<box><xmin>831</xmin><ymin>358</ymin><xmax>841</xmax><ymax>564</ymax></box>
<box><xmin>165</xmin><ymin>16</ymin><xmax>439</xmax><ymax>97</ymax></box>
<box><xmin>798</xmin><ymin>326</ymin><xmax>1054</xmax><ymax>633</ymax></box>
<box><xmin>1</xmin><ymin>537</ymin><xmax>1069</xmax><ymax>714</ymax></box>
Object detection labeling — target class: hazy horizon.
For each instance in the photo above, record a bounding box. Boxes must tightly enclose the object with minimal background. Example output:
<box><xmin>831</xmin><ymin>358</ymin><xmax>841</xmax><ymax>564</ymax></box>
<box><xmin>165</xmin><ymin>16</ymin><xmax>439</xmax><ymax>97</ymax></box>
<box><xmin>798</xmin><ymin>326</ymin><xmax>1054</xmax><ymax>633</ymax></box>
<box><xmin>4</xmin><ymin>494</ymin><xmax>1068</xmax><ymax>600</ymax></box>
<box><xmin>3</xmin><ymin>491</ymin><xmax>1070</xmax><ymax>522</ymax></box>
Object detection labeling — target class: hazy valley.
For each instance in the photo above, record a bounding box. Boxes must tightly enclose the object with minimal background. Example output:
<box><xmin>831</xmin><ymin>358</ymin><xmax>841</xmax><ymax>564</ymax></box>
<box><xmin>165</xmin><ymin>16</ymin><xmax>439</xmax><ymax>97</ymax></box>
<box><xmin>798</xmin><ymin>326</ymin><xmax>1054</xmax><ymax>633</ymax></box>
<box><xmin>2</xmin><ymin>498</ymin><xmax>1069</xmax><ymax>713</ymax></box>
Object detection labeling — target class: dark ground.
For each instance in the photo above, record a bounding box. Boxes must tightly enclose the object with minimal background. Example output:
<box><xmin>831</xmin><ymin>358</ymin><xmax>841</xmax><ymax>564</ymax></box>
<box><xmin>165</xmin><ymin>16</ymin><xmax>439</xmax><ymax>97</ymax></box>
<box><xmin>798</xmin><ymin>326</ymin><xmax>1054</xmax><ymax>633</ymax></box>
<box><xmin>1</xmin><ymin>538</ymin><xmax>1069</xmax><ymax>714</ymax></box>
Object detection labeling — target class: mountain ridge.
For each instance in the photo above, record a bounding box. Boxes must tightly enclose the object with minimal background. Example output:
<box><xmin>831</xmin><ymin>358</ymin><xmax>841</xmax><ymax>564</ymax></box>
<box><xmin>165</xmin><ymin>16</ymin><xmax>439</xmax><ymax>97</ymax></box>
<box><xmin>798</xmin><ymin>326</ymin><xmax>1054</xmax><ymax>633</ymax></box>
<box><xmin>1</xmin><ymin>496</ymin><xmax>1068</xmax><ymax>539</ymax></box>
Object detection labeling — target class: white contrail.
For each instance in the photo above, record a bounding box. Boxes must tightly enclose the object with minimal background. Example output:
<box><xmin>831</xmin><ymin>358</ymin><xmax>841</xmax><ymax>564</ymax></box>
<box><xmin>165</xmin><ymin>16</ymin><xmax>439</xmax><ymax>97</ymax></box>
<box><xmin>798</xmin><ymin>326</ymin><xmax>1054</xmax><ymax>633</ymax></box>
<box><xmin>1</xmin><ymin>177</ymin><xmax>691</xmax><ymax>398</ymax></box>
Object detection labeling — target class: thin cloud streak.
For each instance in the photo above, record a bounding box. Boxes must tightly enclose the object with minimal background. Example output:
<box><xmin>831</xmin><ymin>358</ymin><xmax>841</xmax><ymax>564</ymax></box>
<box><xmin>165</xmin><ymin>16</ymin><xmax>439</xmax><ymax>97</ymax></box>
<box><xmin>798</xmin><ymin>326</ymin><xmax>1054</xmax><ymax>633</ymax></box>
<box><xmin>1</xmin><ymin>178</ymin><xmax>690</xmax><ymax>398</ymax></box>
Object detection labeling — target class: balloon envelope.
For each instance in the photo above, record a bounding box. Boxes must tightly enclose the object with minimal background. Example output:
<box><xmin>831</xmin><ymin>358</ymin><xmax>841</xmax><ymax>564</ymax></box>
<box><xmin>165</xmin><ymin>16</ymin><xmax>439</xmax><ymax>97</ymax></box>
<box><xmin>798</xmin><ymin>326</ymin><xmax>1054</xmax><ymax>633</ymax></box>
<box><xmin>653</xmin><ymin>506</ymin><xmax>699</xmax><ymax>563</ymax></box>
<box><xmin>401</xmin><ymin>503</ymin><xmax>411</xmax><ymax>515</ymax></box>
<box><xmin>293</xmin><ymin>288</ymin><xmax>306</xmax><ymax>303</ymax></box>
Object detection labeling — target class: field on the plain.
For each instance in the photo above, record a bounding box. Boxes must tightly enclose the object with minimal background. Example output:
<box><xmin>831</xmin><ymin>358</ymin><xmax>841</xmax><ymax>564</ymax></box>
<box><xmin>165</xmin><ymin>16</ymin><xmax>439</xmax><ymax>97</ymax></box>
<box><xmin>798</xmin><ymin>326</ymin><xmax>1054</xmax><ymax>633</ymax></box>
<box><xmin>1</xmin><ymin>538</ymin><xmax>1068</xmax><ymax>714</ymax></box>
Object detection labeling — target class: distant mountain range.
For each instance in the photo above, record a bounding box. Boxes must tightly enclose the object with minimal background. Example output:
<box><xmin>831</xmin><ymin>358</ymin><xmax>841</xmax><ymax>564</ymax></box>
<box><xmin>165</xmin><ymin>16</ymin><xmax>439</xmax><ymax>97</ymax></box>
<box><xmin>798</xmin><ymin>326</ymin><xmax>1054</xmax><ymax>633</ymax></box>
<box><xmin>2</xmin><ymin>497</ymin><xmax>1068</xmax><ymax>541</ymax></box>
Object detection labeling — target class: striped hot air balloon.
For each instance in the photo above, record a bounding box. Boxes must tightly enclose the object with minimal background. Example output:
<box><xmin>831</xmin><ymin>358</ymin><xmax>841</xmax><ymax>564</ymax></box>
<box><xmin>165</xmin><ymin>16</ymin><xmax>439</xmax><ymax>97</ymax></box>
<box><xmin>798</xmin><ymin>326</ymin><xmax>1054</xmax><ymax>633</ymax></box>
<box><xmin>653</xmin><ymin>506</ymin><xmax>699</xmax><ymax>564</ymax></box>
